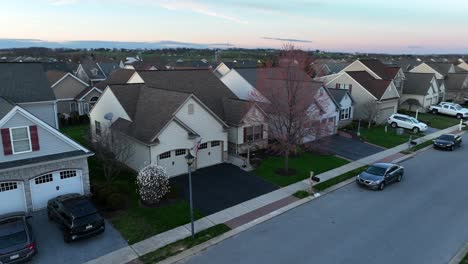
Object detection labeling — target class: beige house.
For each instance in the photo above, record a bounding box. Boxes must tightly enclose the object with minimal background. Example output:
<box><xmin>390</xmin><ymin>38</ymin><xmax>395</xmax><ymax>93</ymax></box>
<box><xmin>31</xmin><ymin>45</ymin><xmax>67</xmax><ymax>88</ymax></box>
<box><xmin>400</xmin><ymin>72</ymin><xmax>440</xmax><ymax>112</ymax></box>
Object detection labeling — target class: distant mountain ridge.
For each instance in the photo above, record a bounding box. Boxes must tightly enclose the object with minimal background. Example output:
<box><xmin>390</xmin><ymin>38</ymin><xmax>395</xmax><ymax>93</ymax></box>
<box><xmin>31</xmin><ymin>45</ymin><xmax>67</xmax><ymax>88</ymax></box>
<box><xmin>0</xmin><ymin>39</ymin><xmax>233</xmax><ymax>49</ymax></box>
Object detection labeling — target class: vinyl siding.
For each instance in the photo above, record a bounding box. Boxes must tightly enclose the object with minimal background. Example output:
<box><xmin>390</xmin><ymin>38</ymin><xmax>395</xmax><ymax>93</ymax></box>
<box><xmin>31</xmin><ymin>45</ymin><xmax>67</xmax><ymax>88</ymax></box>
<box><xmin>52</xmin><ymin>75</ymin><xmax>88</xmax><ymax>99</ymax></box>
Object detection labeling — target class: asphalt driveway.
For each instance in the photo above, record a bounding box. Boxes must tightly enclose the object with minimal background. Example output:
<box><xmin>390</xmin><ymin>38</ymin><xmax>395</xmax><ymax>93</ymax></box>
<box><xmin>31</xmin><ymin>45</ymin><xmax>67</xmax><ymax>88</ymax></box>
<box><xmin>172</xmin><ymin>163</ymin><xmax>278</xmax><ymax>215</ymax></box>
<box><xmin>185</xmin><ymin>134</ymin><xmax>468</xmax><ymax>264</ymax></box>
<box><xmin>30</xmin><ymin>210</ymin><xmax>127</xmax><ymax>264</ymax></box>
<box><xmin>313</xmin><ymin>134</ymin><xmax>385</xmax><ymax>160</ymax></box>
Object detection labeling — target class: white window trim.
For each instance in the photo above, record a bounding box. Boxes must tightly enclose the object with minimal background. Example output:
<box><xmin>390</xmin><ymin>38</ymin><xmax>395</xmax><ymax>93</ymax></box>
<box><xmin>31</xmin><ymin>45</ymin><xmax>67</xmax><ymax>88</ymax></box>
<box><xmin>9</xmin><ymin>126</ymin><xmax>32</xmax><ymax>155</ymax></box>
<box><xmin>340</xmin><ymin>107</ymin><xmax>351</xmax><ymax>120</ymax></box>
<box><xmin>69</xmin><ymin>102</ymin><xmax>78</xmax><ymax>112</ymax></box>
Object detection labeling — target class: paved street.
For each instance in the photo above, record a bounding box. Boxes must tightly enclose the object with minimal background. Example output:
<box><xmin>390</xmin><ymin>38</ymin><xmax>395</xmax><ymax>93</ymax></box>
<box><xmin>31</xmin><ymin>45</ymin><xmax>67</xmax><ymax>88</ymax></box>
<box><xmin>185</xmin><ymin>134</ymin><xmax>468</xmax><ymax>264</ymax></box>
<box><xmin>312</xmin><ymin>134</ymin><xmax>385</xmax><ymax>160</ymax></box>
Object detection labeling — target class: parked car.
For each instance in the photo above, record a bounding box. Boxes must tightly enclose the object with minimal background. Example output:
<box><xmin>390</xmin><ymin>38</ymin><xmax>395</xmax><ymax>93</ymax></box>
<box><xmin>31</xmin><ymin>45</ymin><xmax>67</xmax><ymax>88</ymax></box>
<box><xmin>387</xmin><ymin>113</ymin><xmax>428</xmax><ymax>133</ymax></box>
<box><xmin>356</xmin><ymin>163</ymin><xmax>404</xmax><ymax>190</ymax></box>
<box><xmin>0</xmin><ymin>212</ymin><xmax>36</xmax><ymax>263</ymax></box>
<box><xmin>47</xmin><ymin>194</ymin><xmax>105</xmax><ymax>243</ymax></box>
<box><xmin>433</xmin><ymin>134</ymin><xmax>462</xmax><ymax>150</ymax></box>
<box><xmin>429</xmin><ymin>102</ymin><xmax>468</xmax><ymax>119</ymax></box>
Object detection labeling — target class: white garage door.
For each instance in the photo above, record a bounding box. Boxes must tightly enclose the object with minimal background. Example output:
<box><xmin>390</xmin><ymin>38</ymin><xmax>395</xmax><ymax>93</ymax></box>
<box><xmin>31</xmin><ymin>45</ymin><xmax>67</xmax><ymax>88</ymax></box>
<box><xmin>0</xmin><ymin>181</ymin><xmax>27</xmax><ymax>214</ymax></box>
<box><xmin>158</xmin><ymin>149</ymin><xmax>189</xmax><ymax>177</ymax></box>
<box><xmin>377</xmin><ymin>107</ymin><xmax>396</xmax><ymax>124</ymax></box>
<box><xmin>196</xmin><ymin>141</ymin><xmax>222</xmax><ymax>169</ymax></box>
<box><xmin>30</xmin><ymin>170</ymin><xmax>84</xmax><ymax>211</ymax></box>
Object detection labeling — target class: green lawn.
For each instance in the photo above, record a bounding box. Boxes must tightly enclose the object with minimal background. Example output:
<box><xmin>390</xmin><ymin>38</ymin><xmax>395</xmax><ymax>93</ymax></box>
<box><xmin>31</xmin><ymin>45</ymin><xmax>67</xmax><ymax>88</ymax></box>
<box><xmin>254</xmin><ymin>153</ymin><xmax>349</xmax><ymax>187</ymax></box>
<box><xmin>314</xmin><ymin>166</ymin><xmax>367</xmax><ymax>191</ymax></box>
<box><xmin>61</xmin><ymin>125</ymin><xmax>204</xmax><ymax>244</ymax></box>
<box><xmin>411</xmin><ymin>113</ymin><xmax>460</xmax><ymax>129</ymax></box>
<box><xmin>360</xmin><ymin>125</ymin><xmax>422</xmax><ymax>148</ymax></box>
<box><xmin>140</xmin><ymin>224</ymin><xmax>231</xmax><ymax>264</ymax></box>
<box><xmin>461</xmin><ymin>251</ymin><xmax>468</xmax><ymax>264</ymax></box>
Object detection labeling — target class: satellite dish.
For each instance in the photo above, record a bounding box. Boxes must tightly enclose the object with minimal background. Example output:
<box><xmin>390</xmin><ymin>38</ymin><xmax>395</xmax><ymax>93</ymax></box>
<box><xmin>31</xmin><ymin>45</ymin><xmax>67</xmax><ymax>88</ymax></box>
<box><xmin>104</xmin><ymin>112</ymin><xmax>114</xmax><ymax>121</ymax></box>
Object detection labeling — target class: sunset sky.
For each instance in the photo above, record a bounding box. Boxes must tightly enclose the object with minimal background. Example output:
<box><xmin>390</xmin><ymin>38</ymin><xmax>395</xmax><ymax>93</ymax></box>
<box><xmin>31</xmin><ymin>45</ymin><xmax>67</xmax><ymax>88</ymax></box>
<box><xmin>1</xmin><ymin>0</ymin><xmax>468</xmax><ymax>54</ymax></box>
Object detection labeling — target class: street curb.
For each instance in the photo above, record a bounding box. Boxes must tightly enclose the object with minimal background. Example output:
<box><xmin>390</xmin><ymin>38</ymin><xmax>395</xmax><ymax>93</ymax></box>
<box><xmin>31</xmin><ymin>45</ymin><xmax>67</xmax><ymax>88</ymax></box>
<box><xmin>448</xmin><ymin>242</ymin><xmax>468</xmax><ymax>264</ymax></box>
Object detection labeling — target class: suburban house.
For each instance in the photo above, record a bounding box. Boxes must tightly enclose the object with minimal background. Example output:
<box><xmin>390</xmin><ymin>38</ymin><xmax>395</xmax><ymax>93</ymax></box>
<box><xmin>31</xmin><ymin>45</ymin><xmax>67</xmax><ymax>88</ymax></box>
<box><xmin>0</xmin><ymin>63</ymin><xmax>59</xmax><ymax>129</ymax></box>
<box><xmin>89</xmin><ymin>83</ymin><xmax>229</xmax><ymax>177</ymax></box>
<box><xmin>214</xmin><ymin>66</ymin><xmax>264</xmax><ymax>101</ymax></box>
<box><xmin>75</xmin><ymin>58</ymin><xmax>107</xmax><ymax>85</ymax></box>
<box><xmin>410</xmin><ymin>62</ymin><xmax>456</xmax><ymax>80</ymax></box>
<box><xmin>0</xmin><ymin>97</ymin><xmax>92</xmax><ymax>214</ymax></box>
<box><xmin>399</xmin><ymin>72</ymin><xmax>440</xmax><ymax>112</ymax></box>
<box><xmin>444</xmin><ymin>73</ymin><xmax>468</xmax><ymax>102</ymax></box>
<box><xmin>457</xmin><ymin>60</ymin><xmax>468</xmax><ymax>72</ymax></box>
<box><xmin>94</xmin><ymin>68</ymin><xmax>145</xmax><ymax>90</ymax></box>
<box><xmin>46</xmin><ymin>70</ymin><xmax>99</xmax><ymax>118</ymax></box>
<box><xmin>97</xmin><ymin>61</ymin><xmax>121</xmax><ymax>77</ymax></box>
<box><xmin>326</xmin><ymin>88</ymin><xmax>354</xmax><ymax>128</ymax></box>
<box><xmin>311</xmin><ymin>61</ymin><xmax>350</xmax><ymax>77</ymax></box>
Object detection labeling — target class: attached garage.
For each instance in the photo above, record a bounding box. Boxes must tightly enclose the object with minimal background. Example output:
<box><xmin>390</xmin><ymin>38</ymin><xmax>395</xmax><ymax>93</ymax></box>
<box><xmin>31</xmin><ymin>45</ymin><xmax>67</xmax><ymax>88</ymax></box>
<box><xmin>30</xmin><ymin>170</ymin><xmax>84</xmax><ymax>211</ymax></box>
<box><xmin>196</xmin><ymin>141</ymin><xmax>222</xmax><ymax>169</ymax></box>
<box><xmin>377</xmin><ymin>106</ymin><xmax>396</xmax><ymax>124</ymax></box>
<box><xmin>158</xmin><ymin>149</ymin><xmax>189</xmax><ymax>177</ymax></box>
<box><xmin>0</xmin><ymin>181</ymin><xmax>27</xmax><ymax>213</ymax></box>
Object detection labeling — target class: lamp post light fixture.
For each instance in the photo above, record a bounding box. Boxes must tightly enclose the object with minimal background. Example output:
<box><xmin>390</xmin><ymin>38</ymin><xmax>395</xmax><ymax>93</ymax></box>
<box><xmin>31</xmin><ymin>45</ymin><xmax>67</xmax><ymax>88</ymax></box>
<box><xmin>185</xmin><ymin>152</ymin><xmax>195</xmax><ymax>238</ymax></box>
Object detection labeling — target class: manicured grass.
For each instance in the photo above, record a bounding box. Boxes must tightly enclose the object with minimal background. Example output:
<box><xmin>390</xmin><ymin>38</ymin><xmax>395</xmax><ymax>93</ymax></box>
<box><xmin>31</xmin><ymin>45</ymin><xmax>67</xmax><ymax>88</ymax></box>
<box><xmin>413</xmin><ymin>113</ymin><xmax>460</xmax><ymax>129</ymax></box>
<box><xmin>293</xmin><ymin>190</ymin><xmax>310</xmax><ymax>199</ymax></box>
<box><xmin>360</xmin><ymin>125</ymin><xmax>422</xmax><ymax>148</ymax></box>
<box><xmin>61</xmin><ymin>125</ymin><xmax>204</xmax><ymax>244</ymax></box>
<box><xmin>314</xmin><ymin>166</ymin><xmax>368</xmax><ymax>191</ymax></box>
<box><xmin>461</xmin><ymin>251</ymin><xmax>468</xmax><ymax>264</ymax></box>
<box><xmin>409</xmin><ymin>140</ymin><xmax>434</xmax><ymax>152</ymax></box>
<box><xmin>140</xmin><ymin>224</ymin><xmax>231</xmax><ymax>264</ymax></box>
<box><xmin>254</xmin><ymin>153</ymin><xmax>349</xmax><ymax>187</ymax></box>
<box><xmin>60</xmin><ymin>124</ymin><xmax>90</xmax><ymax>146</ymax></box>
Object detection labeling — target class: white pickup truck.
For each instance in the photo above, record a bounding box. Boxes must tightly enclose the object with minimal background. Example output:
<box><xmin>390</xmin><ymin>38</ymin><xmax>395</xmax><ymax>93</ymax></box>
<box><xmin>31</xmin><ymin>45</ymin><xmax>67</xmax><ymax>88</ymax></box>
<box><xmin>429</xmin><ymin>102</ymin><xmax>468</xmax><ymax>119</ymax></box>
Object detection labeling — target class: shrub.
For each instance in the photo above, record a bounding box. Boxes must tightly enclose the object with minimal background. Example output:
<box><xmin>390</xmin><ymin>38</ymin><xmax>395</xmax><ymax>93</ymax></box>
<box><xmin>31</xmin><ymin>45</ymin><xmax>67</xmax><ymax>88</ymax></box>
<box><xmin>136</xmin><ymin>165</ymin><xmax>170</xmax><ymax>205</ymax></box>
<box><xmin>293</xmin><ymin>190</ymin><xmax>310</xmax><ymax>199</ymax></box>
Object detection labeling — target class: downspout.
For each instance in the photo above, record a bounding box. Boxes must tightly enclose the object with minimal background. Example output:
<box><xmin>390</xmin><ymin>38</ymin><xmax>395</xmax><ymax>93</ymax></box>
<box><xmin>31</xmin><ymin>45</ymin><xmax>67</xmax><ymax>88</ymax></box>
<box><xmin>54</xmin><ymin>101</ymin><xmax>59</xmax><ymax>129</ymax></box>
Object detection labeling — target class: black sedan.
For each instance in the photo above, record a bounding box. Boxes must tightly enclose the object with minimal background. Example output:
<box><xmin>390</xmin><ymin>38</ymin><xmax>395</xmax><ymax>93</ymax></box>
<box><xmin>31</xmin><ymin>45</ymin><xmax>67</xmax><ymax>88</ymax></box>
<box><xmin>0</xmin><ymin>212</ymin><xmax>36</xmax><ymax>264</ymax></box>
<box><xmin>356</xmin><ymin>163</ymin><xmax>404</xmax><ymax>190</ymax></box>
<box><xmin>433</xmin><ymin>134</ymin><xmax>462</xmax><ymax>150</ymax></box>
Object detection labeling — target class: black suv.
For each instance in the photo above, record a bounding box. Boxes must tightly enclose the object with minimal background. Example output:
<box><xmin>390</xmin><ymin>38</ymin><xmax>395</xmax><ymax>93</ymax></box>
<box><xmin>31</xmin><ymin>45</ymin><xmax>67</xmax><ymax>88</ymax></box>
<box><xmin>47</xmin><ymin>194</ymin><xmax>105</xmax><ymax>243</ymax></box>
<box><xmin>0</xmin><ymin>212</ymin><xmax>36</xmax><ymax>263</ymax></box>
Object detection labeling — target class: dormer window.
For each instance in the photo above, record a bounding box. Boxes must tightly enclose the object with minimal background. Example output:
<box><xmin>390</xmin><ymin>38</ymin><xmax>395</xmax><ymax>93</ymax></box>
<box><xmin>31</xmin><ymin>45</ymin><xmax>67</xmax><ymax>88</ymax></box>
<box><xmin>91</xmin><ymin>68</ymin><xmax>98</xmax><ymax>76</ymax></box>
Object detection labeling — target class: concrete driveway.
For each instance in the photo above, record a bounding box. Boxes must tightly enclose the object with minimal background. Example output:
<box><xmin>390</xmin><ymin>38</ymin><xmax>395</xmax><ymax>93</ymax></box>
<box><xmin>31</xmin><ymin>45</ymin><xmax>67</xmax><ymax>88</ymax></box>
<box><xmin>30</xmin><ymin>210</ymin><xmax>127</xmax><ymax>264</ymax></box>
<box><xmin>185</xmin><ymin>133</ymin><xmax>468</xmax><ymax>264</ymax></box>
<box><xmin>172</xmin><ymin>163</ymin><xmax>278</xmax><ymax>215</ymax></box>
<box><xmin>312</xmin><ymin>134</ymin><xmax>385</xmax><ymax>161</ymax></box>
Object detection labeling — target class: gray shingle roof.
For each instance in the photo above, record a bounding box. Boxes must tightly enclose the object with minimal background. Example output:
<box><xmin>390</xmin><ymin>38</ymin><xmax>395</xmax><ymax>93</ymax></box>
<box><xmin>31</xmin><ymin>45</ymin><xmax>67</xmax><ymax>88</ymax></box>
<box><xmin>402</xmin><ymin>72</ymin><xmax>435</xmax><ymax>95</ymax></box>
<box><xmin>109</xmin><ymin>84</ymin><xmax>191</xmax><ymax>144</ymax></box>
<box><xmin>80</xmin><ymin>59</ymin><xmax>106</xmax><ymax>80</ymax></box>
<box><xmin>445</xmin><ymin>73</ymin><xmax>468</xmax><ymax>92</ymax></box>
<box><xmin>326</xmin><ymin>88</ymin><xmax>350</xmax><ymax>104</ymax></box>
<box><xmin>346</xmin><ymin>71</ymin><xmax>392</xmax><ymax>100</ymax></box>
<box><xmin>426</xmin><ymin>62</ymin><xmax>454</xmax><ymax>77</ymax></box>
<box><xmin>0</xmin><ymin>97</ymin><xmax>15</xmax><ymax>120</ymax></box>
<box><xmin>236</xmin><ymin>67</ymin><xmax>312</xmax><ymax>88</ymax></box>
<box><xmin>222</xmin><ymin>98</ymin><xmax>251</xmax><ymax>125</ymax></box>
<box><xmin>359</xmin><ymin>59</ymin><xmax>400</xmax><ymax>80</ymax></box>
<box><xmin>98</xmin><ymin>62</ymin><xmax>120</xmax><ymax>77</ymax></box>
<box><xmin>94</xmin><ymin>69</ymin><xmax>136</xmax><ymax>90</ymax></box>
<box><xmin>0</xmin><ymin>63</ymin><xmax>56</xmax><ymax>103</ymax></box>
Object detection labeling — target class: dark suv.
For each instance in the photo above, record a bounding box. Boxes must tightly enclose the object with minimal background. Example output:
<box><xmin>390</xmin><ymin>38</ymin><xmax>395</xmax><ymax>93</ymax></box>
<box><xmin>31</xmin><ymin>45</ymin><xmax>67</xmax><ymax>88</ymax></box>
<box><xmin>0</xmin><ymin>212</ymin><xmax>36</xmax><ymax>263</ymax></box>
<box><xmin>47</xmin><ymin>194</ymin><xmax>105</xmax><ymax>243</ymax></box>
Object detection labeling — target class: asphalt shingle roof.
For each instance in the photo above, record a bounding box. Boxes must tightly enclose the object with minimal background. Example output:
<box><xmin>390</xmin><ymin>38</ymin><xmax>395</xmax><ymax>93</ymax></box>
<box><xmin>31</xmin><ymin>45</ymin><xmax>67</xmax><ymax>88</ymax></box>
<box><xmin>326</xmin><ymin>88</ymin><xmax>349</xmax><ymax>103</ymax></box>
<box><xmin>0</xmin><ymin>97</ymin><xmax>15</xmax><ymax>120</ymax></box>
<box><xmin>80</xmin><ymin>58</ymin><xmax>106</xmax><ymax>80</ymax></box>
<box><xmin>94</xmin><ymin>69</ymin><xmax>137</xmax><ymax>90</ymax></box>
<box><xmin>359</xmin><ymin>59</ymin><xmax>400</xmax><ymax>80</ymax></box>
<box><xmin>46</xmin><ymin>70</ymin><xmax>68</xmax><ymax>86</ymax></box>
<box><xmin>445</xmin><ymin>73</ymin><xmax>468</xmax><ymax>92</ymax></box>
<box><xmin>347</xmin><ymin>71</ymin><xmax>392</xmax><ymax>100</ymax></box>
<box><xmin>402</xmin><ymin>72</ymin><xmax>435</xmax><ymax>95</ymax></box>
<box><xmin>427</xmin><ymin>62</ymin><xmax>454</xmax><ymax>77</ymax></box>
<box><xmin>0</xmin><ymin>63</ymin><xmax>56</xmax><ymax>103</ymax></box>
<box><xmin>222</xmin><ymin>98</ymin><xmax>251</xmax><ymax>125</ymax></box>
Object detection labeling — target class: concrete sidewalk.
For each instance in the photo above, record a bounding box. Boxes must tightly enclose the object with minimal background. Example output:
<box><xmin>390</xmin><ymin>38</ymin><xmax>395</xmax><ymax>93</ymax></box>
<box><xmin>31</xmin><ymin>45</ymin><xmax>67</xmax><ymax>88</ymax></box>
<box><xmin>85</xmin><ymin>122</ymin><xmax>465</xmax><ymax>264</ymax></box>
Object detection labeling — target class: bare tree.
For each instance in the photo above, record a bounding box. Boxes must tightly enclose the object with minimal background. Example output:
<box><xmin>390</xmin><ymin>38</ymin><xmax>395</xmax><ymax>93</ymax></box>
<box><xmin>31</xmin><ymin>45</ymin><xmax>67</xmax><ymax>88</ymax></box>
<box><xmin>250</xmin><ymin>44</ymin><xmax>331</xmax><ymax>175</ymax></box>
<box><xmin>93</xmin><ymin>128</ymin><xmax>135</xmax><ymax>184</ymax></box>
<box><xmin>362</xmin><ymin>101</ymin><xmax>380</xmax><ymax>128</ymax></box>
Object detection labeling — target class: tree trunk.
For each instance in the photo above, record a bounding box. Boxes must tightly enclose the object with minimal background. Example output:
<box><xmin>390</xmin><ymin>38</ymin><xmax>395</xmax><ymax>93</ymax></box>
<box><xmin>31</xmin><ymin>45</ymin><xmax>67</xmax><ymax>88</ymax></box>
<box><xmin>284</xmin><ymin>150</ymin><xmax>290</xmax><ymax>174</ymax></box>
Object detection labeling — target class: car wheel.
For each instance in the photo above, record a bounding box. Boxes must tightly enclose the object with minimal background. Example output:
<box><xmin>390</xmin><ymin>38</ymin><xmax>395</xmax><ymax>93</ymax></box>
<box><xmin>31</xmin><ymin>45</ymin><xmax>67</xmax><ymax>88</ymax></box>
<box><xmin>391</xmin><ymin>122</ymin><xmax>397</xmax><ymax>128</ymax></box>
<box><xmin>397</xmin><ymin>174</ymin><xmax>403</xmax><ymax>182</ymax></box>
<box><xmin>457</xmin><ymin>114</ymin><xmax>463</xmax><ymax>119</ymax></box>
<box><xmin>378</xmin><ymin>182</ymin><xmax>385</xmax><ymax>190</ymax></box>
<box><xmin>412</xmin><ymin>127</ymin><xmax>419</xmax><ymax>133</ymax></box>
<box><xmin>431</xmin><ymin>109</ymin><xmax>438</xmax><ymax>114</ymax></box>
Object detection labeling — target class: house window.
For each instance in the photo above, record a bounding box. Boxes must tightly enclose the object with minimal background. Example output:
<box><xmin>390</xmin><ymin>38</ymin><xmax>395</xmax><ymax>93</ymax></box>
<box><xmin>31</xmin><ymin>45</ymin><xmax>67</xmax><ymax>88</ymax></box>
<box><xmin>211</xmin><ymin>141</ymin><xmax>220</xmax><ymax>147</ymax></box>
<box><xmin>83</xmin><ymin>103</ymin><xmax>90</xmax><ymax>114</ymax></box>
<box><xmin>340</xmin><ymin>107</ymin><xmax>351</xmax><ymax>120</ymax></box>
<box><xmin>244</xmin><ymin>125</ymin><xmax>263</xmax><ymax>142</ymax></box>
<box><xmin>199</xmin><ymin>143</ymin><xmax>208</xmax><ymax>149</ymax></box>
<box><xmin>10</xmin><ymin>127</ymin><xmax>31</xmax><ymax>154</ymax></box>
<box><xmin>35</xmin><ymin>174</ymin><xmax>53</xmax><ymax>185</ymax></box>
<box><xmin>90</xmin><ymin>96</ymin><xmax>99</xmax><ymax>107</ymax></box>
<box><xmin>336</xmin><ymin>84</ymin><xmax>352</xmax><ymax>90</ymax></box>
<box><xmin>175</xmin><ymin>149</ymin><xmax>187</xmax><ymax>156</ymax></box>
<box><xmin>95</xmin><ymin>120</ymin><xmax>101</xmax><ymax>136</ymax></box>
<box><xmin>0</xmin><ymin>182</ymin><xmax>18</xmax><ymax>192</ymax></box>
<box><xmin>60</xmin><ymin>170</ymin><xmax>77</xmax><ymax>179</ymax></box>
<box><xmin>188</xmin><ymin>103</ymin><xmax>194</xmax><ymax>115</ymax></box>
<box><xmin>159</xmin><ymin>151</ymin><xmax>171</xmax><ymax>159</ymax></box>
<box><xmin>70</xmin><ymin>102</ymin><xmax>78</xmax><ymax>113</ymax></box>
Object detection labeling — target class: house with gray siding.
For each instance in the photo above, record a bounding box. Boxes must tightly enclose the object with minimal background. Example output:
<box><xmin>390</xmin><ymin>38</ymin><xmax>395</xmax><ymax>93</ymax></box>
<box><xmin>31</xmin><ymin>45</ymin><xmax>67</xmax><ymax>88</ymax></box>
<box><xmin>0</xmin><ymin>63</ymin><xmax>59</xmax><ymax>129</ymax></box>
<box><xmin>0</xmin><ymin>97</ymin><xmax>92</xmax><ymax>214</ymax></box>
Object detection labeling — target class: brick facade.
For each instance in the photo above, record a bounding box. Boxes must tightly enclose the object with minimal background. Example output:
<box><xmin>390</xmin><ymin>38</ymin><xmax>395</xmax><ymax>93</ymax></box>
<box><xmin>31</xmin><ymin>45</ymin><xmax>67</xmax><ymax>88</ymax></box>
<box><xmin>0</xmin><ymin>157</ymin><xmax>90</xmax><ymax>212</ymax></box>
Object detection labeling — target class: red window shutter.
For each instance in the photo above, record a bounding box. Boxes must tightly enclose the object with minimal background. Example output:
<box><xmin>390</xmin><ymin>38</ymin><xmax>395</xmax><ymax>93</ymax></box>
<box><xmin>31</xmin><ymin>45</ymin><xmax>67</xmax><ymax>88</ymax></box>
<box><xmin>336</xmin><ymin>83</ymin><xmax>339</xmax><ymax>89</ymax></box>
<box><xmin>29</xmin><ymin>125</ymin><xmax>40</xmax><ymax>151</ymax></box>
<box><xmin>349</xmin><ymin>84</ymin><xmax>353</xmax><ymax>93</ymax></box>
<box><xmin>1</xmin><ymin>128</ymin><xmax>13</xmax><ymax>155</ymax></box>
<box><xmin>243</xmin><ymin>127</ymin><xmax>247</xmax><ymax>143</ymax></box>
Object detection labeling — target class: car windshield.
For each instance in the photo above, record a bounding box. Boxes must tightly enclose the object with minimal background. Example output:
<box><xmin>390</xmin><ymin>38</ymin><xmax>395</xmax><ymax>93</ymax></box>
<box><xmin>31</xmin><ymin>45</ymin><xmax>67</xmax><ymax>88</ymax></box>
<box><xmin>365</xmin><ymin>166</ymin><xmax>386</xmax><ymax>176</ymax></box>
<box><xmin>454</xmin><ymin>105</ymin><xmax>462</xmax><ymax>110</ymax></box>
<box><xmin>439</xmin><ymin>135</ymin><xmax>454</xmax><ymax>141</ymax></box>
<box><xmin>0</xmin><ymin>231</ymin><xmax>27</xmax><ymax>249</ymax></box>
<box><xmin>73</xmin><ymin>213</ymin><xmax>101</xmax><ymax>227</ymax></box>
<box><xmin>409</xmin><ymin>117</ymin><xmax>420</xmax><ymax>124</ymax></box>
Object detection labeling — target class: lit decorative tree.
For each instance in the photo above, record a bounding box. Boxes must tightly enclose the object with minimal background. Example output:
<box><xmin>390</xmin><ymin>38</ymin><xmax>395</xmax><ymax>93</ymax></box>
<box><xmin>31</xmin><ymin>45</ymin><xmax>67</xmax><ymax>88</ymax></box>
<box><xmin>136</xmin><ymin>165</ymin><xmax>170</xmax><ymax>205</ymax></box>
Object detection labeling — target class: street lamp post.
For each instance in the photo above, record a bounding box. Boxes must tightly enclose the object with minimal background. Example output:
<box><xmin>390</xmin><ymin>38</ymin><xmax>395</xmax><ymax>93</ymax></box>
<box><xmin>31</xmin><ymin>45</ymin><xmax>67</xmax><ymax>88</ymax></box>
<box><xmin>185</xmin><ymin>152</ymin><xmax>195</xmax><ymax>238</ymax></box>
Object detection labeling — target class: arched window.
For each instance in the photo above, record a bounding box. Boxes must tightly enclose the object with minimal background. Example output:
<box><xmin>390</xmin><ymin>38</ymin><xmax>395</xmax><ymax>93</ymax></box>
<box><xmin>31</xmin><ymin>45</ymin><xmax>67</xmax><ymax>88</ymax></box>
<box><xmin>89</xmin><ymin>96</ymin><xmax>99</xmax><ymax>107</ymax></box>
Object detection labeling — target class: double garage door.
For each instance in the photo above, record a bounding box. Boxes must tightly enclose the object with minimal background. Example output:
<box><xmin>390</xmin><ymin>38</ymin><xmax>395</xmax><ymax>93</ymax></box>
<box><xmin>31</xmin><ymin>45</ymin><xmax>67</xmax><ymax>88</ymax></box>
<box><xmin>0</xmin><ymin>169</ymin><xmax>84</xmax><ymax>214</ymax></box>
<box><xmin>157</xmin><ymin>141</ymin><xmax>222</xmax><ymax>177</ymax></box>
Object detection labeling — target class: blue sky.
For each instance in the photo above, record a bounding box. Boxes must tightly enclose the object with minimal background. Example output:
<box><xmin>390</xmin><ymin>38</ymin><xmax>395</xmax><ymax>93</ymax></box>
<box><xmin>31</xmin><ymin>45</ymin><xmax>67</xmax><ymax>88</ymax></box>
<box><xmin>1</xmin><ymin>0</ymin><xmax>467</xmax><ymax>54</ymax></box>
